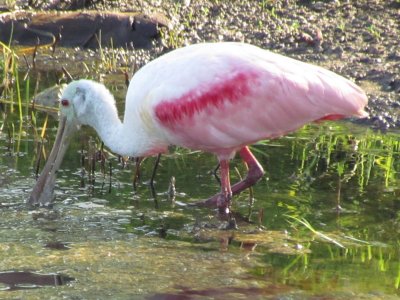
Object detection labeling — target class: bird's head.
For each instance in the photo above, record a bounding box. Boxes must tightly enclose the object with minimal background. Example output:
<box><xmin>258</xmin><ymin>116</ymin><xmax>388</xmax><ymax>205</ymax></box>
<box><xmin>58</xmin><ymin>81</ymin><xmax>86</xmax><ymax>125</ymax></box>
<box><xmin>58</xmin><ymin>79</ymin><xmax>116</xmax><ymax>128</ymax></box>
<box><xmin>28</xmin><ymin>79</ymin><xmax>115</xmax><ymax>206</ymax></box>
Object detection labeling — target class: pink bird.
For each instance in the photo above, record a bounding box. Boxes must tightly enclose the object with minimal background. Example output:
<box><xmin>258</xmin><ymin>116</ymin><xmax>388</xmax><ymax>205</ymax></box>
<box><xmin>29</xmin><ymin>42</ymin><xmax>368</xmax><ymax>212</ymax></box>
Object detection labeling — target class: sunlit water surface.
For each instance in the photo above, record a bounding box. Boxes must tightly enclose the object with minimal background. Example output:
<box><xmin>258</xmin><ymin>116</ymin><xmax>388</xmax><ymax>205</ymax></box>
<box><xmin>1</xmin><ymin>80</ymin><xmax>400</xmax><ymax>299</ymax></box>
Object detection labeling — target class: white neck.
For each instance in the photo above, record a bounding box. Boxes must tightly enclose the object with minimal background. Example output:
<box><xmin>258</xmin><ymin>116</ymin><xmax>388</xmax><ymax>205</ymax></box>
<box><xmin>87</xmin><ymin>92</ymin><xmax>167</xmax><ymax>157</ymax></box>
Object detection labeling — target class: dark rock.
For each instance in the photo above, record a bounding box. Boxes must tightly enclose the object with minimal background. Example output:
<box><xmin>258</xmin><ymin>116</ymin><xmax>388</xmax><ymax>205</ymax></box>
<box><xmin>0</xmin><ymin>11</ymin><xmax>170</xmax><ymax>49</ymax></box>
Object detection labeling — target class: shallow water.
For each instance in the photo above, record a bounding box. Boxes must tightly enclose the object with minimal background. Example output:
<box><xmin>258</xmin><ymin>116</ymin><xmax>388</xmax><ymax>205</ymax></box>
<box><xmin>1</xmin><ymin>79</ymin><xmax>400</xmax><ymax>299</ymax></box>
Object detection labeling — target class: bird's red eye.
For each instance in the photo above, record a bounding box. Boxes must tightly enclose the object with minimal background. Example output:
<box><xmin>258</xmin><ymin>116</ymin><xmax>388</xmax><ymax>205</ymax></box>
<box><xmin>61</xmin><ymin>99</ymin><xmax>69</xmax><ymax>106</ymax></box>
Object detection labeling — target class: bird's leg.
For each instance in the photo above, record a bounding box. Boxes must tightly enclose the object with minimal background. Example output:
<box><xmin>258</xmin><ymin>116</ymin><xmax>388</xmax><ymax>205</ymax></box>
<box><xmin>132</xmin><ymin>157</ymin><xmax>143</xmax><ymax>191</ymax></box>
<box><xmin>217</xmin><ymin>160</ymin><xmax>232</xmax><ymax>214</ymax></box>
<box><xmin>199</xmin><ymin>146</ymin><xmax>264</xmax><ymax>208</ymax></box>
<box><xmin>149</xmin><ymin>153</ymin><xmax>161</xmax><ymax>188</ymax></box>
<box><xmin>230</xmin><ymin>146</ymin><xmax>265</xmax><ymax>195</ymax></box>
<box><xmin>212</xmin><ymin>163</ymin><xmax>221</xmax><ymax>185</ymax></box>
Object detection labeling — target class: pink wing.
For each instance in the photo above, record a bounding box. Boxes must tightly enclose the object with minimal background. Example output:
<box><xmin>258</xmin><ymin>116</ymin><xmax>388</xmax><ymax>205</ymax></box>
<box><xmin>130</xmin><ymin>43</ymin><xmax>367</xmax><ymax>158</ymax></box>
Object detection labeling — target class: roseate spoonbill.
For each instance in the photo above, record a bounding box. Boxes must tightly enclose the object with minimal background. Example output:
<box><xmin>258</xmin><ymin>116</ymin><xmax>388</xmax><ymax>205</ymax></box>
<box><xmin>29</xmin><ymin>42</ymin><xmax>368</xmax><ymax>212</ymax></box>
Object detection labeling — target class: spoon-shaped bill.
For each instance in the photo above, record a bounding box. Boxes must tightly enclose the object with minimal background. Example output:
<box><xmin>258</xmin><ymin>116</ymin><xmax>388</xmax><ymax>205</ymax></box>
<box><xmin>28</xmin><ymin>116</ymin><xmax>76</xmax><ymax>206</ymax></box>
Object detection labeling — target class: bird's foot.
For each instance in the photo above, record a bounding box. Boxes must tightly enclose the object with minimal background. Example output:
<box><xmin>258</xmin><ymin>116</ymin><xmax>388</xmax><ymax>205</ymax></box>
<box><xmin>194</xmin><ymin>194</ymin><xmax>218</xmax><ymax>207</ymax></box>
<box><xmin>195</xmin><ymin>193</ymin><xmax>231</xmax><ymax>215</ymax></box>
<box><xmin>217</xmin><ymin>193</ymin><xmax>231</xmax><ymax>215</ymax></box>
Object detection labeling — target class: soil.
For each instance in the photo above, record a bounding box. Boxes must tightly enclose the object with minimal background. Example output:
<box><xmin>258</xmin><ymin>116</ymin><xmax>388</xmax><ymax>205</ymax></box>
<box><xmin>6</xmin><ymin>0</ymin><xmax>400</xmax><ymax>130</ymax></box>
